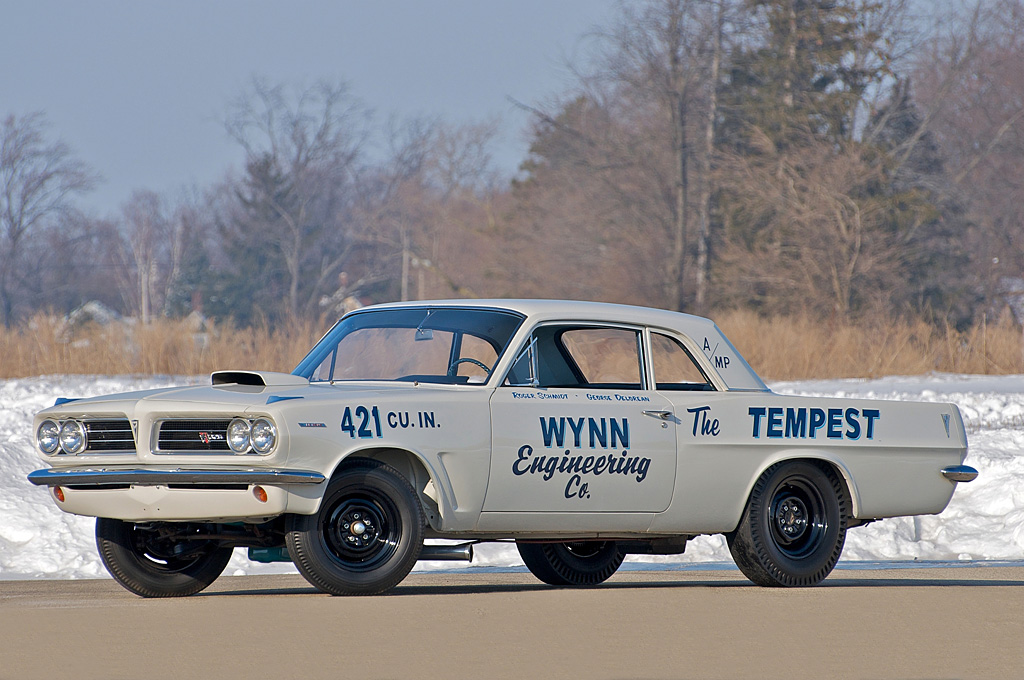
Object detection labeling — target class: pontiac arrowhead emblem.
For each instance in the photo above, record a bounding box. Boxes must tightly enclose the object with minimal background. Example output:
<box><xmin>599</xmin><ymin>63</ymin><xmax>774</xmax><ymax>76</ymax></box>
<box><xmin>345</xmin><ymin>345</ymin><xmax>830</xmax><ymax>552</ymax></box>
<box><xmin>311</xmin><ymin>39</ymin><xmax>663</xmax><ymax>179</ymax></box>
<box><xmin>941</xmin><ymin>414</ymin><xmax>951</xmax><ymax>438</ymax></box>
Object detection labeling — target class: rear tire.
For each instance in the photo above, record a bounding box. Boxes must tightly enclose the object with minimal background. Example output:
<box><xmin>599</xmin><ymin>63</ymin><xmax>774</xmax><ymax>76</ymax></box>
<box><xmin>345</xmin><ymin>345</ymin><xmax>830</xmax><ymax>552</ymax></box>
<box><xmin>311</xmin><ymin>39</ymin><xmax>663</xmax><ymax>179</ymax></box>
<box><xmin>96</xmin><ymin>518</ymin><xmax>233</xmax><ymax>598</ymax></box>
<box><xmin>727</xmin><ymin>460</ymin><xmax>848</xmax><ymax>587</ymax></box>
<box><xmin>517</xmin><ymin>541</ymin><xmax>625</xmax><ymax>586</ymax></box>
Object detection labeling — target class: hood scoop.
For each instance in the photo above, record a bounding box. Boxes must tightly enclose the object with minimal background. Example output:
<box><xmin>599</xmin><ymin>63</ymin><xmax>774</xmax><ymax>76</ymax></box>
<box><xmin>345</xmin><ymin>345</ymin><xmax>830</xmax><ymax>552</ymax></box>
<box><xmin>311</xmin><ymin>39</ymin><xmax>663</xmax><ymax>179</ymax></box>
<box><xmin>212</xmin><ymin>370</ymin><xmax>309</xmax><ymax>387</ymax></box>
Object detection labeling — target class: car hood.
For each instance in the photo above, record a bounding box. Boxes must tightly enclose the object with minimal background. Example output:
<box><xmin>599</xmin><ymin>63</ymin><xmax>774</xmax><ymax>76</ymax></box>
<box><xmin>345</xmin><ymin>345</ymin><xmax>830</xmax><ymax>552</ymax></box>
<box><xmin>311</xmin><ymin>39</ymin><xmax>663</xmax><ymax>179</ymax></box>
<box><xmin>36</xmin><ymin>373</ymin><xmax>486</xmax><ymax>418</ymax></box>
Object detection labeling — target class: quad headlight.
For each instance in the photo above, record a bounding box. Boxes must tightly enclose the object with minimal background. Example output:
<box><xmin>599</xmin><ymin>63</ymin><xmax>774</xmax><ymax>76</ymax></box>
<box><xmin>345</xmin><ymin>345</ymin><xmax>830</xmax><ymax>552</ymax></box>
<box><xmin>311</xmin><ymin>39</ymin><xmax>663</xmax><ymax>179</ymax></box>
<box><xmin>251</xmin><ymin>418</ymin><xmax>277</xmax><ymax>453</ymax></box>
<box><xmin>226</xmin><ymin>417</ymin><xmax>277</xmax><ymax>454</ymax></box>
<box><xmin>59</xmin><ymin>420</ymin><xmax>87</xmax><ymax>454</ymax></box>
<box><xmin>37</xmin><ymin>420</ymin><xmax>61</xmax><ymax>454</ymax></box>
<box><xmin>227</xmin><ymin>418</ymin><xmax>251</xmax><ymax>453</ymax></box>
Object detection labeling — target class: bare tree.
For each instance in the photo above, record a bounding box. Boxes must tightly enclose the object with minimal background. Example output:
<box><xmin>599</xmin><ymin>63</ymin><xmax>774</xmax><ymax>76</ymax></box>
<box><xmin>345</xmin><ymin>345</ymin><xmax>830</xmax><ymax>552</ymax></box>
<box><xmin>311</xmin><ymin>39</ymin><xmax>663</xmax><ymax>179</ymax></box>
<box><xmin>354</xmin><ymin>116</ymin><xmax>503</xmax><ymax>302</ymax></box>
<box><xmin>909</xmin><ymin>0</ymin><xmax>1024</xmax><ymax>314</ymax></box>
<box><xmin>0</xmin><ymin>112</ymin><xmax>95</xmax><ymax>325</ymax></box>
<box><xmin>223</xmin><ymin>78</ymin><xmax>368</xmax><ymax>320</ymax></box>
<box><xmin>119</xmin><ymin>190</ymin><xmax>161</xmax><ymax>323</ymax></box>
<box><xmin>694</xmin><ymin>0</ymin><xmax>727</xmax><ymax>312</ymax></box>
<box><xmin>423</xmin><ymin>119</ymin><xmax>502</xmax><ymax>198</ymax></box>
<box><xmin>512</xmin><ymin>0</ymin><xmax>738</xmax><ymax>311</ymax></box>
<box><xmin>716</xmin><ymin>136</ymin><xmax>900</xmax><ymax>316</ymax></box>
<box><xmin>116</xmin><ymin>189</ymin><xmax>188</xmax><ymax>323</ymax></box>
<box><xmin>592</xmin><ymin>0</ymin><xmax>714</xmax><ymax>310</ymax></box>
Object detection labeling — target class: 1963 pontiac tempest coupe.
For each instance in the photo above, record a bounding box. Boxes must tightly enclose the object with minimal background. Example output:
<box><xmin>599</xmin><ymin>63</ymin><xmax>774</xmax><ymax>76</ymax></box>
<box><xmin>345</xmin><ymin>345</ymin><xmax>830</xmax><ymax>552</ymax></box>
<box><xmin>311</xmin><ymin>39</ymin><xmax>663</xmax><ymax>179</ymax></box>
<box><xmin>28</xmin><ymin>300</ymin><xmax>977</xmax><ymax>597</ymax></box>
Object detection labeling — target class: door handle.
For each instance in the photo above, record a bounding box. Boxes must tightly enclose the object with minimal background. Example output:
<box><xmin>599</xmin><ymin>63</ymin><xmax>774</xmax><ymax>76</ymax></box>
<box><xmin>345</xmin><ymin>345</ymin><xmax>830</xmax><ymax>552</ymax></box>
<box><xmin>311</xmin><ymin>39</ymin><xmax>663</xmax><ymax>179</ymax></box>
<box><xmin>642</xmin><ymin>409</ymin><xmax>673</xmax><ymax>420</ymax></box>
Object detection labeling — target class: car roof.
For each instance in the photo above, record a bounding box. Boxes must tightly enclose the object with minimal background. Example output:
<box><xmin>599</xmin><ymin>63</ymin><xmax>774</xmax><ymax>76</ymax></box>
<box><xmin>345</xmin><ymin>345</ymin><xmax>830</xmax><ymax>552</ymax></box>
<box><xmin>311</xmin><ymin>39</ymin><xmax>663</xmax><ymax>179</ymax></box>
<box><xmin>348</xmin><ymin>299</ymin><xmax>767</xmax><ymax>391</ymax></box>
<box><xmin>355</xmin><ymin>298</ymin><xmax>718</xmax><ymax>332</ymax></box>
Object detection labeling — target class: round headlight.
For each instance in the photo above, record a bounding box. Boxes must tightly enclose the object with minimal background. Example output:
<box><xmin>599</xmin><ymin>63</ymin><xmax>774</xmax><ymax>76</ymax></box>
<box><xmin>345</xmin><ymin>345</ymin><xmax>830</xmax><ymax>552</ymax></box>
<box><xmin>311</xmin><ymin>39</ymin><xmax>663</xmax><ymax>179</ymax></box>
<box><xmin>251</xmin><ymin>418</ymin><xmax>276</xmax><ymax>454</ymax></box>
<box><xmin>59</xmin><ymin>420</ymin><xmax>87</xmax><ymax>454</ymax></box>
<box><xmin>37</xmin><ymin>420</ymin><xmax>61</xmax><ymax>454</ymax></box>
<box><xmin>227</xmin><ymin>418</ymin><xmax>251</xmax><ymax>453</ymax></box>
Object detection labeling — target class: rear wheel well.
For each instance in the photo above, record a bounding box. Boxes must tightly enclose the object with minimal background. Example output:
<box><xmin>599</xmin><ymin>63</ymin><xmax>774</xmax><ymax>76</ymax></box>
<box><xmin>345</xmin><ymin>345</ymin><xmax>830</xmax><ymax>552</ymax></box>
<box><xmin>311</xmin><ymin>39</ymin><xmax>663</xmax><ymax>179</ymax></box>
<box><xmin>728</xmin><ymin>458</ymin><xmax>850</xmax><ymax>586</ymax></box>
<box><xmin>749</xmin><ymin>457</ymin><xmax>854</xmax><ymax>521</ymax></box>
<box><xmin>807</xmin><ymin>459</ymin><xmax>851</xmax><ymax>516</ymax></box>
<box><xmin>334</xmin><ymin>449</ymin><xmax>441</xmax><ymax>529</ymax></box>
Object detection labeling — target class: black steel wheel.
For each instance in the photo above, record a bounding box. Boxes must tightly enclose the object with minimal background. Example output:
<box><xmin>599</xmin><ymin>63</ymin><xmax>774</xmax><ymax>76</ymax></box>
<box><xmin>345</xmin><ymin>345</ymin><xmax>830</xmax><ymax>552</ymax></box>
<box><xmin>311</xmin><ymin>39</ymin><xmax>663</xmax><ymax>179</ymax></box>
<box><xmin>286</xmin><ymin>460</ymin><xmax>424</xmax><ymax>595</ymax></box>
<box><xmin>727</xmin><ymin>460</ymin><xmax>848</xmax><ymax>587</ymax></box>
<box><xmin>517</xmin><ymin>540</ymin><xmax>625</xmax><ymax>586</ymax></box>
<box><xmin>95</xmin><ymin>518</ymin><xmax>233</xmax><ymax>598</ymax></box>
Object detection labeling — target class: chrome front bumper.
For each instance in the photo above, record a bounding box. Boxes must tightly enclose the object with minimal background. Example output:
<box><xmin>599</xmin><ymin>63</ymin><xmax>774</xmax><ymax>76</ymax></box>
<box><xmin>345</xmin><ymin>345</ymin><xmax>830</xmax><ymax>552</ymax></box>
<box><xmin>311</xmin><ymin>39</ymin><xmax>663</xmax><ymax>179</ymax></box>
<box><xmin>28</xmin><ymin>467</ymin><xmax>327</xmax><ymax>521</ymax></box>
<box><xmin>27</xmin><ymin>468</ymin><xmax>325</xmax><ymax>487</ymax></box>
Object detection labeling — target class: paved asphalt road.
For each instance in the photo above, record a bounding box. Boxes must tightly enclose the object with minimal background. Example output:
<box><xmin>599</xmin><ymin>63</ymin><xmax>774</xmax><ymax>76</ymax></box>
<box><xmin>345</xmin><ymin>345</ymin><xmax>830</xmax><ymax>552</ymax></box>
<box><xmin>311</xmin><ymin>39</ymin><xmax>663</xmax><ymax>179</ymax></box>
<box><xmin>1</xmin><ymin>567</ymin><xmax>1022</xmax><ymax>680</ymax></box>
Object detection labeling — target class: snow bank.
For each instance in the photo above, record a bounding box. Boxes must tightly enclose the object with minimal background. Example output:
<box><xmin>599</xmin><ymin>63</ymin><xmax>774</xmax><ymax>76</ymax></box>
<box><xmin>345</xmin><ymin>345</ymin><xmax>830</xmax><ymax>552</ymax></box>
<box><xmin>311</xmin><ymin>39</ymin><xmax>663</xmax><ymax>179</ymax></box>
<box><xmin>1</xmin><ymin>373</ymin><xmax>1020</xmax><ymax>580</ymax></box>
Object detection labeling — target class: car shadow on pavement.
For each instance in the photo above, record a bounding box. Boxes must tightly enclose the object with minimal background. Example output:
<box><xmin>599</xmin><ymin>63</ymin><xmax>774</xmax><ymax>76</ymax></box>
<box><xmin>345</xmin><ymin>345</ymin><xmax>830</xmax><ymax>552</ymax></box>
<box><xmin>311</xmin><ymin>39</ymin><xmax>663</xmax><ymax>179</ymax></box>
<box><xmin>819</xmin><ymin>577</ymin><xmax>1024</xmax><ymax>588</ymax></box>
<box><xmin>195</xmin><ymin>573</ymin><xmax>1024</xmax><ymax>598</ymax></box>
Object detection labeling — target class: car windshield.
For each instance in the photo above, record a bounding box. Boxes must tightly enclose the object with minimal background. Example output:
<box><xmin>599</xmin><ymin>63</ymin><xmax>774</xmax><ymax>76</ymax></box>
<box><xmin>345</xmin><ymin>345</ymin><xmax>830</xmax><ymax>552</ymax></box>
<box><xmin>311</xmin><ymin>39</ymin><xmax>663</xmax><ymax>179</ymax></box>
<box><xmin>292</xmin><ymin>307</ymin><xmax>525</xmax><ymax>384</ymax></box>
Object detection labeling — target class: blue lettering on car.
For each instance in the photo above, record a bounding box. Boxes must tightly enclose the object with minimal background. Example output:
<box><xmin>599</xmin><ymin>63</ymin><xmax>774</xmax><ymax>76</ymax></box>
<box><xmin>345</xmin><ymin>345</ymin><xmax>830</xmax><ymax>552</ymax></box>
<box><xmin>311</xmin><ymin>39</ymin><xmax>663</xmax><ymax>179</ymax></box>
<box><xmin>522</xmin><ymin>416</ymin><xmax>645</xmax><ymax>500</ymax></box>
<box><xmin>749</xmin><ymin>407</ymin><xmax>880</xmax><ymax>440</ymax></box>
<box><xmin>687</xmin><ymin>406</ymin><xmax>720</xmax><ymax>437</ymax></box>
<box><xmin>539</xmin><ymin>417</ymin><xmax>629</xmax><ymax>449</ymax></box>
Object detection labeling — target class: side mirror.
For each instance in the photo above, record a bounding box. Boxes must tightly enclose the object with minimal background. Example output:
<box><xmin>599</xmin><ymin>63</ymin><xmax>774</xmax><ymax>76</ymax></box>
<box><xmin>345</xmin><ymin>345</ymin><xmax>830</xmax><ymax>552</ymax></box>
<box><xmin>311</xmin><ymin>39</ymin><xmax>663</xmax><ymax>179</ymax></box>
<box><xmin>414</xmin><ymin>310</ymin><xmax>434</xmax><ymax>341</ymax></box>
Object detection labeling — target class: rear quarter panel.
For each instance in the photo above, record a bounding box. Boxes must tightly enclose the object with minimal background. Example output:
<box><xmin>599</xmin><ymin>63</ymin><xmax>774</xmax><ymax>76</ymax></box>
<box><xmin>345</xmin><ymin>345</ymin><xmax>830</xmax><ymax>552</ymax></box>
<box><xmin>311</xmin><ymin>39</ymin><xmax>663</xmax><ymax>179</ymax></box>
<box><xmin>649</xmin><ymin>392</ymin><xmax>966</xmax><ymax>534</ymax></box>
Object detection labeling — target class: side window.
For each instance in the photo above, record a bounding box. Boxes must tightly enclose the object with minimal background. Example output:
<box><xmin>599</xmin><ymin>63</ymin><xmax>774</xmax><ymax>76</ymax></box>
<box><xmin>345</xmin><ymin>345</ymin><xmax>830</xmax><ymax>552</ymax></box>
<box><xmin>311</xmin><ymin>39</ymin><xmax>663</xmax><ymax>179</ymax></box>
<box><xmin>310</xmin><ymin>350</ymin><xmax>336</xmax><ymax>381</ymax></box>
<box><xmin>559</xmin><ymin>328</ymin><xmax>642</xmax><ymax>389</ymax></box>
<box><xmin>651</xmin><ymin>333</ymin><xmax>714</xmax><ymax>391</ymax></box>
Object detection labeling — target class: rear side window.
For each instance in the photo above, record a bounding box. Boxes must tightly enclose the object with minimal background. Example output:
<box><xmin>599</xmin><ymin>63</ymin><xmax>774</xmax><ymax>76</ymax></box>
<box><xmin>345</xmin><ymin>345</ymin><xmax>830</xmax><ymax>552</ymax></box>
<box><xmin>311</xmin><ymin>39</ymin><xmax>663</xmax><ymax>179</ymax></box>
<box><xmin>559</xmin><ymin>328</ymin><xmax>642</xmax><ymax>389</ymax></box>
<box><xmin>651</xmin><ymin>333</ymin><xmax>714</xmax><ymax>391</ymax></box>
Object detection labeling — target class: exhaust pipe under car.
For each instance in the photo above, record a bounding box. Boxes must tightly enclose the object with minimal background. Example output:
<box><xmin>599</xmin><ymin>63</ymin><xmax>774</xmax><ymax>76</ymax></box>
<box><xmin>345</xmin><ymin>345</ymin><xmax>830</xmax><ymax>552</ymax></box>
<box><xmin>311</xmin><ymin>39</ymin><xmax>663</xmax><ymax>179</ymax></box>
<box><xmin>418</xmin><ymin>542</ymin><xmax>474</xmax><ymax>562</ymax></box>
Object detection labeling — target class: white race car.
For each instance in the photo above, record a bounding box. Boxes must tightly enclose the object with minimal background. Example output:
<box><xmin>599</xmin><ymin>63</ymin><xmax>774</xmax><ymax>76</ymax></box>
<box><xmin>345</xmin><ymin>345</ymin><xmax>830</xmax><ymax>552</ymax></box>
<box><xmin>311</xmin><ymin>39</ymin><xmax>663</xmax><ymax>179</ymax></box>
<box><xmin>28</xmin><ymin>300</ymin><xmax>977</xmax><ymax>596</ymax></box>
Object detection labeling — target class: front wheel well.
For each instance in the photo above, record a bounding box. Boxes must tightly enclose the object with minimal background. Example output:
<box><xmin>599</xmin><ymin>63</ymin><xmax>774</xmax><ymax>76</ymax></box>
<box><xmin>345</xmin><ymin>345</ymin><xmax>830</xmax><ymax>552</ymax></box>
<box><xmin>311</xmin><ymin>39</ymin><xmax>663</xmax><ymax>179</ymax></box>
<box><xmin>332</xmin><ymin>449</ymin><xmax>442</xmax><ymax>529</ymax></box>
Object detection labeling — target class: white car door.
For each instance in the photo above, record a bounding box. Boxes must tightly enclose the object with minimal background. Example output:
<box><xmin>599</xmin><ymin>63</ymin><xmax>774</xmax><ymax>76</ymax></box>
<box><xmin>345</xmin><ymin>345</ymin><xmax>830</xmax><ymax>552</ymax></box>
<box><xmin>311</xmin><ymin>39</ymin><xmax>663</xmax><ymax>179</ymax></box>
<box><xmin>482</xmin><ymin>324</ymin><xmax>677</xmax><ymax>515</ymax></box>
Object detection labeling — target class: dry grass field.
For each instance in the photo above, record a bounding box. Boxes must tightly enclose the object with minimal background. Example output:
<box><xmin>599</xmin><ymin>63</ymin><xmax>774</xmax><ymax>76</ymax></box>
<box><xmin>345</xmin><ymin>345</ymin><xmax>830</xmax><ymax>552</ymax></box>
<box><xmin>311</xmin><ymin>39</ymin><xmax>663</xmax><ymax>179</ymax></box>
<box><xmin>0</xmin><ymin>309</ymin><xmax>1021</xmax><ymax>380</ymax></box>
<box><xmin>716</xmin><ymin>309</ymin><xmax>1024</xmax><ymax>380</ymax></box>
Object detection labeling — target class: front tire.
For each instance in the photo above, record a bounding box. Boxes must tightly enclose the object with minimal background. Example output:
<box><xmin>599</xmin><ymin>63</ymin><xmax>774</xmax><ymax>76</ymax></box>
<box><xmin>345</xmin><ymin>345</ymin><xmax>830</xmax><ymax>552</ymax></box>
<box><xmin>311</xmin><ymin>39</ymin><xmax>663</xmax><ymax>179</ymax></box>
<box><xmin>517</xmin><ymin>541</ymin><xmax>625</xmax><ymax>586</ymax></box>
<box><xmin>95</xmin><ymin>518</ymin><xmax>233</xmax><ymax>598</ymax></box>
<box><xmin>286</xmin><ymin>460</ymin><xmax>424</xmax><ymax>595</ymax></box>
<box><xmin>727</xmin><ymin>460</ymin><xmax>848</xmax><ymax>587</ymax></box>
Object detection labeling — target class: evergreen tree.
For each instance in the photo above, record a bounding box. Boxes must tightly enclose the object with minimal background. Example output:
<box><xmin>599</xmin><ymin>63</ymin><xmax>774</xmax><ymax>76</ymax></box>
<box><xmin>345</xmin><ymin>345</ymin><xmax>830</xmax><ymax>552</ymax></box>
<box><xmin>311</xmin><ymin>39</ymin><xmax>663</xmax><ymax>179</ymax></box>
<box><xmin>211</xmin><ymin>154</ymin><xmax>294</xmax><ymax>324</ymax></box>
<box><xmin>722</xmin><ymin>0</ymin><xmax>886</xmax><ymax>150</ymax></box>
<box><xmin>867</xmin><ymin>79</ymin><xmax>976</xmax><ymax>323</ymax></box>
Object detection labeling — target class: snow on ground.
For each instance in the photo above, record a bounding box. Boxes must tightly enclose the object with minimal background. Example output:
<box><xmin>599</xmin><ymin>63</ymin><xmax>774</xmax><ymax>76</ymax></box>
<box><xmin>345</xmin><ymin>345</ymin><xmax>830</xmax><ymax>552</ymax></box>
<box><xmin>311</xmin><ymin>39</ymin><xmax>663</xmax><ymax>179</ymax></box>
<box><xmin>1</xmin><ymin>373</ymin><xmax>1021</xmax><ymax>581</ymax></box>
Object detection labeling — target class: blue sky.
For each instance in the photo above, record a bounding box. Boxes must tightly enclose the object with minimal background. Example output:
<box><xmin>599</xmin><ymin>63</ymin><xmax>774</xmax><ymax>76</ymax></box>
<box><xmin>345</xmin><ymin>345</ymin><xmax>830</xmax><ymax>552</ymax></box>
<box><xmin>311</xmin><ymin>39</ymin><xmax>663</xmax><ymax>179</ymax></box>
<box><xmin>2</xmin><ymin>0</ymin><xmax>619</xmax><ymax>216</ymax></box>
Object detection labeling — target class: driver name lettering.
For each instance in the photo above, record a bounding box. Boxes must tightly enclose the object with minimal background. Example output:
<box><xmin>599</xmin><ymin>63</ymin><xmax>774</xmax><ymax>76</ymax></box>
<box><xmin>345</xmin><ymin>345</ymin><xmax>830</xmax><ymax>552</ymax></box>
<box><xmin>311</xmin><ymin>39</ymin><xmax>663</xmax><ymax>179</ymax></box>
<box><xmin>512</xmin><ymin>391</ymin><xmax>568</xmax><ymax>400</ymax></box>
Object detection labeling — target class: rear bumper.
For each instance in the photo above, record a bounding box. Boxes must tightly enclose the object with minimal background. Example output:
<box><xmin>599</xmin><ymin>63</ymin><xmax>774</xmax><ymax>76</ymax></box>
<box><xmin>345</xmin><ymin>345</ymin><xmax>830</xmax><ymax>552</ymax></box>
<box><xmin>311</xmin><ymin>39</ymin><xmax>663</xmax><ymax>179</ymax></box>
<box><xmin>941</xmin><ymin>465</ymin><xmax>979</xmax><ymax>483</ymax></box>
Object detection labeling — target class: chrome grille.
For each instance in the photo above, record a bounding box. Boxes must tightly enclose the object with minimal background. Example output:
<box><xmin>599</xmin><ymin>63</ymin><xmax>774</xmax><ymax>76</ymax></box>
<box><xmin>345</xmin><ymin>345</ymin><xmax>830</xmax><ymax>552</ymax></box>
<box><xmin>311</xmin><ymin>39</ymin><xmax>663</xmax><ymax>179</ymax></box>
<box><xmin>84</xmin><ymin>419</ymin><xmax>136</xmax><ymax>452</ymax></box>
<box><xmin>156</xmin><ymin>419</ymin><xmax>232</xmax><ymax>453</ymax></box>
